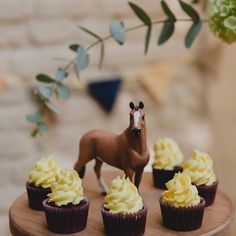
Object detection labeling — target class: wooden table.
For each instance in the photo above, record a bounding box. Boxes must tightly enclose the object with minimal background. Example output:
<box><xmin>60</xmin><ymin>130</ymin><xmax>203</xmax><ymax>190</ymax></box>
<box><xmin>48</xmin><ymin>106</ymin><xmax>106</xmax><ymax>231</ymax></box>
<box><xmin>9</xmin><ymin>171</ymin><xmax>234</xmax><ymax>236</ymax></box>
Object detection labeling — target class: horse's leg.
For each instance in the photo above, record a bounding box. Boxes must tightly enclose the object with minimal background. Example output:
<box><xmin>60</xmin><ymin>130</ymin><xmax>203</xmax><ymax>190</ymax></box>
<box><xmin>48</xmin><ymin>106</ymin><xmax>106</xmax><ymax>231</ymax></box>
<box><xmin>94</xmin><ymin>158</ymin><xmax>108</xmax><ymax>195</ymax></box>
<box><xmin>134</xmin><ymin>168</ymin><xmax>144</xmax><ymax>190</ymax></box>
<box><xmin>74</xmin><ymin>140</ymin><xmax>94</xmax><ymax>178</ymax></box>
<box><xmin>124</xmin><ymin>169</ymin><xmax>134</xmax><ymax>182</ymax></box>
<box><xmin>74</xmin><ymin>159</ymin><xmax>88</xmax><ymax>178</ymax></box>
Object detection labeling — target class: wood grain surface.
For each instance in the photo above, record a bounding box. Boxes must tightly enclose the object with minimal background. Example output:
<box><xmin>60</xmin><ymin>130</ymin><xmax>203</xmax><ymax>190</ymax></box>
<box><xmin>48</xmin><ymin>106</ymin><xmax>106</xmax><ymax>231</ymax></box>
<box><xmin>9</xmin><ymin>171</ymin><xmax>234</xmax><ymax>236</ymax></box>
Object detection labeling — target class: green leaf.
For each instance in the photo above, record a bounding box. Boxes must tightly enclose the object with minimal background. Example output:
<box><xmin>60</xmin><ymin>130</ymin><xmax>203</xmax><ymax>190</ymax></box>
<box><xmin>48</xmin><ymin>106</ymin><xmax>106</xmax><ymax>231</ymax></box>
<box><xmin>76</xmin><ymin>45</ymin><xmax>89</xmax><ymax>70</ymax></box>
<box><xmin>185</xmin><ymin>20</ymin><xmax>202</xmax><ymax>48</ymax></box>
<box><xmin>78</xmin><ymin>26</ymin><xmax>104</xmax><ymax>69</ymax></box>
<box><xmin>161</xmin><ymin>1</ymin><xmax>176</xmax><ymax>21</ymax></box>
<box><xmin>145</xmin><ymin>26</ymin><xmax>152</xmax><ymax>54</ymax></box>
<box><xmin>109</xmin><ymin>20</ymin><xmax>126</xmax><ymax>45</ymax></box>
<box><xmin>69</xmin><ymin>44</ymin><xmax>80</xmax><ymax>52</ymax></box>
<box><xmin>158</xmin><ymin>21</ymin><xmax>175</xmax><ymax>45</ymax></box>
<box><xmin>224</xmin><ymin>16</ymin><xmax>236</xmax><ymax>31</ymax></box>
<box><xmin>38</xmin><ymin>85</ymin><xmax>52</xmax><ymax>98</ymax></box>
<box><xmin>45</xmin><ymin>101</ymin><xmax>61</xmax><ymax>114</ymax></box>
<box><xmin>36</xmin><ymin>74</ymin><xmax>55</xmax><ymax>83</ymax></box>
<box><xmin>178</xmin><ymin>0</ymin><xmax>199</xmax><ymax>21</ymax></box>
<box><xmin>37</xmin><ymin>122</ymin><xmax>49</xmax><ymax>131</ymax></box>
<box><xmin>31</xmin><ymin>129</ymin><xmax>39</xmax><ymax>137</ymax></box>
<box><xmin>99</xmin><ymin>42</ymin><xmax>105</xmax><ymax>69</ymax></box>
<box><xmin>128</xmin><ymin>2</ymin><xmax>151</xmax><ymax>26</ymax></box>
<box><xmin>79</xmin><ymin>26</ymin><xmax>101</xmax><ymax>40</ymax></box>
<box><xmin>26</xmin><ymin>111</ymin><xmax>43</xmax><ymax>123</ymax></box>
<box><xmin>55</xmin><ymin>68</ymin><xmax>67</xmax><ymax>82</ymax></box>
<box><xmin>57</xmin><ymin>85</ymin><xmax>71</xmax><ymax>100</ymax></box>
<box><xmin>73</xmin><ymin>63</ymin><xmax>80</xmax><ymax>80</ymax></box>
<box><xmin>128</xmin><ymin>2</ymin><xmax>152</xmax><ymax>54</ymax></box>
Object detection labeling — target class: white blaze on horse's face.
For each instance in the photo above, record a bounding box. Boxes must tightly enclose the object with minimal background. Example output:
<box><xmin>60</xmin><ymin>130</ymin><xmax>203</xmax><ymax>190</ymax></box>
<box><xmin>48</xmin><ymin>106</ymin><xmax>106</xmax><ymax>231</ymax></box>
<box><xmin>134</xmin><ymin>111</ymin><xmax>141</xmax><ymax>128</ymax></box>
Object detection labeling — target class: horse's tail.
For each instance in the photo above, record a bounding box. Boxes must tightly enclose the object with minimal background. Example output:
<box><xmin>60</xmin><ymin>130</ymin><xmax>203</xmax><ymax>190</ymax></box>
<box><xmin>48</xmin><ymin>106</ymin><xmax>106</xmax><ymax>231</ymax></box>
<box><xmin>78</xmin><ymin>165</ymin><xmax>86</xmax><ymax>178</ymax></box>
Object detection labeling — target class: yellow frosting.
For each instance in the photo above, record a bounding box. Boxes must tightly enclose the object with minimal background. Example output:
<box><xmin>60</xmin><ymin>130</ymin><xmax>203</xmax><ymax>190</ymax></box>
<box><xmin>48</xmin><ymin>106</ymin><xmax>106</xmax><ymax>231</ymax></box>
<box><xmin>153</xmin><ymin>138</ymin><xmax>183</xmax><ymax>170</ymax></box>
<box><xmin>104</xmin><ymin>176</ymin><xmax>143</xmax><ymax>214</ymax></box>
<box><xmin>47</xmin><ymin>169</ymin><xmax>84</xmax><ymax>207</ymax></box>
<box><xmin>162</xmin><ymin>172</ymin><xmax>200</xmax><ymax>207</ymax></box>
<box><xmin>28</xmin><ymin>156</ymin><xmax>60</xmax><ymax>188</ymax></box>
<box><xmin>181</xmin><ymin>150</ymin><xmax>216</xmax><ymax>186</ymax></box>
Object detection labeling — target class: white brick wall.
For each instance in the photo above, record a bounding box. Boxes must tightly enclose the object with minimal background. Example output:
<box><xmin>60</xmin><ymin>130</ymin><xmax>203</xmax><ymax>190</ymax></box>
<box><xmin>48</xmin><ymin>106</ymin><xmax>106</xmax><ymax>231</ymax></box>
<box><xmin>0</xmin><ymin>0</ymin><xmax>33</xmax><ymax>21</ymax></box>
<box><xmin>28</xmin><ymin>19</ymin><xmax>77</xmax><ymax>45</ymax></box>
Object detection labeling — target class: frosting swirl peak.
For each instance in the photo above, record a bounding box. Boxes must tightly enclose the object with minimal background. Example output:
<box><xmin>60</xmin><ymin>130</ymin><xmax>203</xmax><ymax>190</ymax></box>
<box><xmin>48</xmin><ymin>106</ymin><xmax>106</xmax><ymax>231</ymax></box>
<box><xmin>28</xmin><ymin>155</ymin><xmax>60</xmax><ymax>188</ymax></box>
<box><xmin>181</xmin><ymin>150</ymin><xmax>216</xmax><ymax>186</ymax></box>
<box><xmin>162</xmin><ymin>172</ymin><xmax>200</xmax><ymax>207</ymax></box>
<box><xmin>104</xmin><ymin>176</ymin><xmax>143</xmax><ymax>214</ymax></box>
<box><xmin>153</xmin><ymin>138</ymin><xmax>183</xmax><ymax>170</ymax></box>
<box><xmin>48</xmin><ymin>169</ymin><xmax>84</xmax><ymax>207</ymax></box>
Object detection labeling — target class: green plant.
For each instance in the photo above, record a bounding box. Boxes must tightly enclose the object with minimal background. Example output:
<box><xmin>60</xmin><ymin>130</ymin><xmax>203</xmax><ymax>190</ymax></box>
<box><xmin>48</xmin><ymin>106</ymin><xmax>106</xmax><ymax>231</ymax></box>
<box><xmin>26</xmin><ymin>0</ymin><xmax>235</xmax><ymax>137</ymax></box>
<box><xmin>209</xmin><ymin>0</ymin><xmax>236</xmax><ymax>43</ymax></box>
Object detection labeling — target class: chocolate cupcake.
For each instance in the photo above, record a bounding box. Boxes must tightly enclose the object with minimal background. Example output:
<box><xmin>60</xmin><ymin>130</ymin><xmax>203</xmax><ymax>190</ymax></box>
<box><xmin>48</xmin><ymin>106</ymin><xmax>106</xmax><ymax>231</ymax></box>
<box><xmin>43</xmin><ymin>169</ymin><xmax>89</xmax><ymax>234</ymax></box>
<box><xmin>26</xmin><ymin>156</ymin><xmax>60</xmax><ymax>210</ymax></box>
<box><xmin>152</xmin><ymin>138</ymin><xmax>183</xmax><ymax>189</ymax></box>
<box><xmin>182</xmin><ymin>150</ymin><xmax>218</xmax><ymax>206</ymax></box>
<box><xmin>160</xmin><ymin>172</ymin><xmax>205</xmax><ymax>231</ymax></box>
<box><xmin>101</xmin><ymin>176</ymin><xmax>147</xmax><ymax>236</ymax></box>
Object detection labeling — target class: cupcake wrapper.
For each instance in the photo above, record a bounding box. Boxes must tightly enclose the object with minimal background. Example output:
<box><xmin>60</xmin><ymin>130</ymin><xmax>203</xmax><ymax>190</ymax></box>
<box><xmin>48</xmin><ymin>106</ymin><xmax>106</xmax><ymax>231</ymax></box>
<box><xmin>101</xmin><ymin>203</ymin><xmax>148</xmax><ymax>236</ymax></box>
<box><xmin>196</xmin><ymin>181</ymin><xmax>218</xmax><ymax>207</ymax></box>
<box><xmin>43</xmin><ymin>198</ymin><xmax>89</xmax><ymax>234</ymax></box>
<box><xmin>160</xmin><ymin>197</ymin><xmax>205</xmax><ymax>231</ymax></box>
<box><xmin>26</xmin><ymin>182</ymin><xmax>51</xmax><ymax>211</ymax></box>
<box><xmin>152</xmin><ymin>166</ymin><xmax>183</xmax><ymax>189</ymax></box>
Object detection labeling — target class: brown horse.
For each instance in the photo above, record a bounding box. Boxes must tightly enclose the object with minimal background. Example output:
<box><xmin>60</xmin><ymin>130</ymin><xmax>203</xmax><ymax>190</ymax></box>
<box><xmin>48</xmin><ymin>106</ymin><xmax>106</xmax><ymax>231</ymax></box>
<box><xmin>74</xmin><ymin>101</ymin><xmax>150</xmax><ymax>193</ymax></box>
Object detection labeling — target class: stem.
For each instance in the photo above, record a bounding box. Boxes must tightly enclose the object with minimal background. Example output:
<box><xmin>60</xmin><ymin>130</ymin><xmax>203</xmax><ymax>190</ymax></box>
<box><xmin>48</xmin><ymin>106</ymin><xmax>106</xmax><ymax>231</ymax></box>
<box><xmin>63</xmin><ymin>18</ymin><xmax>208</xmax><ymax>71</ymax></box>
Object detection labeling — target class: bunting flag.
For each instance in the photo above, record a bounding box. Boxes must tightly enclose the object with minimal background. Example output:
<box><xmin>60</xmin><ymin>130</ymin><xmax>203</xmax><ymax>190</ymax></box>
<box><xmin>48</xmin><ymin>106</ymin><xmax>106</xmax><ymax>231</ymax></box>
<box><xmin>88</xmin><ymin>76</ymin><xmax>122</xmax><ymax>113</ymax></box>
<box><xmin>138</xmin><ymin>62</ymin><xmax>173</xmax><ymax>105</ymax></box>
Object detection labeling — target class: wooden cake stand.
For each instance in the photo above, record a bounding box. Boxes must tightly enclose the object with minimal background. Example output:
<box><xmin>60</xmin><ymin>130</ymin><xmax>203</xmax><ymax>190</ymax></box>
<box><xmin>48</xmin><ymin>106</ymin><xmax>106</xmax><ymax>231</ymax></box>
<box><xmin>9</xmin><ymin>171</ymin><xmax>234</xmax><ymax>236</ymax></box>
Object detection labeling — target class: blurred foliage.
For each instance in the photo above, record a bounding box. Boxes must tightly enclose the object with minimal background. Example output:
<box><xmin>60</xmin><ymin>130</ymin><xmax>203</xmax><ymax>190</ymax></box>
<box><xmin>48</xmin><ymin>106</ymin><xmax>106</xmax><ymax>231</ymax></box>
<box><xmin>209</xmin><ymin>0</ymin><xmax>236</xmax><ymax>44</ymax></box>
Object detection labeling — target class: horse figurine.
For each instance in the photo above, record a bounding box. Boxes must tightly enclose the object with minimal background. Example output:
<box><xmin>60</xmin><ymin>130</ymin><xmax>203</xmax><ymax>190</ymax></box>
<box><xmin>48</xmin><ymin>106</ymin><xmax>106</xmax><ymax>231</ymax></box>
<box><xmin>74</xmin><ymin>101</ymin><xmax>150</xmax><ymax>194</ymax></box>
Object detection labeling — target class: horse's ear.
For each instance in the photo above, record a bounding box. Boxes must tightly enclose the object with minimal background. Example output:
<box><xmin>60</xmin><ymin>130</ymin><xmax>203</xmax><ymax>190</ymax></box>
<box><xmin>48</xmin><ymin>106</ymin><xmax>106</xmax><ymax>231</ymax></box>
<box><xmin>129</xmin><ymin>102</ymin><xmax>135</xmax><ymax>110</ymax></box>
<box><xmin>139</xmin><ymin>101</ymin><xmax>144</xmax><ymax>109</ymax></box>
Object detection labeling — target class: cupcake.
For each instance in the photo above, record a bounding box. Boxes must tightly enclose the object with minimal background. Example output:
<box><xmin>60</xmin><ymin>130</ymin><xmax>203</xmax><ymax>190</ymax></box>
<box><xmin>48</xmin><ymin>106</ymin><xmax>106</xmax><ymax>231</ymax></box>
<box><xmin>101</xmin><ymin>176</ymin><xmax>147</xmax><ymax>236</ymax></box>
<box><xmin>26</xmin><ymin>155</ymin><xmax>60</xmax><ymax>210</ymax></box>
<box><xmin>181</xmin><ymin>150</ymin><xmax>218</xmax><ymax>206</ymax></box>
<box><xmin>160</xmin><ymin>172</ymin><xmax>205</xmax><ymax>231</ymax></box>
<box><xmin>43</xmin><ymin>169</ymin><xmax>89</xmax><ymax>234</ymax></box>
<box><xmin>152</xmin><ymin>138</ymin><xmax>183</xmax><ymax>189</ymax></box>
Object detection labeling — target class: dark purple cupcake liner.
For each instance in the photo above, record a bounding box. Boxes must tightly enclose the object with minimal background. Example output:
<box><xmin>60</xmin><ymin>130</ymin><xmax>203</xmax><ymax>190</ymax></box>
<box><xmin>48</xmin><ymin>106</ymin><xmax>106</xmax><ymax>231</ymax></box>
<box><xmin>152</xmin><ymin>166</ymin><xmax>183</xmax><ymax>189</ymax></box>
<box><xmin>196</xmin><ymin>181</ymin><xmax>218</xmax><ymax>207</ymax></box>
<box><xmin>159</xmin><ymin>197</ymin><xmax>205</xmax><ymax>231</ymax></box>
<box><xmin>43</xmin><ymin>197</ymin><xmax>89</xmax><ymax>234</ymax></box>
<box><xmin>101</xmin><ymin>203</ymin><xmax>148</xmax><ymax>236</ymax></box>
<box><xmin>26</xmin><ymin>182</ymin><xmax>51</xmax><ymax>211</ymax></box>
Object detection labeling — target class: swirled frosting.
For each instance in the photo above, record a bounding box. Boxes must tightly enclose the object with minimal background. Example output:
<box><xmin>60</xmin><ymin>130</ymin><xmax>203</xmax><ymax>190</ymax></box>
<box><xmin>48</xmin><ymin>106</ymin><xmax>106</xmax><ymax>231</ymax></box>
<box><xmin>162</xmin><ymin>172</ymin><xmax>200</xmax><ymax>207</ymax></box>
<box><xmin>47</xmin><ymin>169</ymin><xmax>84</xmax><ymax>207</ymax></box>
<box><xmin>28</xmin><ymin>156</ymin><xmax>60</xmax><ymax>188</ymax></box>
<box><xmin>181</xmin><ymin>150</ymin><xmax>216</xmax><ymax>186</ymax></box>
<box><xmin>153</xmin><ymin>138</ymin><xmax>183</xmax><ymax>170</ymax></box>
<box><xmin>104</xmin><ymin>176</ymin><xmax>143</xmax><ymax>214</ymax></box>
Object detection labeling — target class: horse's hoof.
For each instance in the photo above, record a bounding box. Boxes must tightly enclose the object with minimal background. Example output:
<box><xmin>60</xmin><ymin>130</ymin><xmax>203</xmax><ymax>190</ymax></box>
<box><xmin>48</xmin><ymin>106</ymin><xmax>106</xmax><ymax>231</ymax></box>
<box><xmin>101</xmin><ymin>191</ymin><xmax>107</xmax><ymax>196</ymax></box>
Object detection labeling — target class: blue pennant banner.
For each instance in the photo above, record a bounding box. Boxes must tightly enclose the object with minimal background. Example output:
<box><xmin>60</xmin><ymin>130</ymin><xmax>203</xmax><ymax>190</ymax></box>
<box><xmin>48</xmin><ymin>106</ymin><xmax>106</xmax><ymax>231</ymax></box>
<box><xmin>88</xmin><ymin>76</ymin><xmax>122</xmax><ymax>113</ymax></box>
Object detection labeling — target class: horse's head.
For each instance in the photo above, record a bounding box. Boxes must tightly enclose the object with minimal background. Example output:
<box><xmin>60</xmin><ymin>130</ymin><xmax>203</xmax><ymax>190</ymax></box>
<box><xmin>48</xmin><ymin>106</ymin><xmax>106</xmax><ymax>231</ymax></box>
<box><xmin>129</xmin><ymin>101</ymin><xmax>145</xmax><ymax>137</ymax></box>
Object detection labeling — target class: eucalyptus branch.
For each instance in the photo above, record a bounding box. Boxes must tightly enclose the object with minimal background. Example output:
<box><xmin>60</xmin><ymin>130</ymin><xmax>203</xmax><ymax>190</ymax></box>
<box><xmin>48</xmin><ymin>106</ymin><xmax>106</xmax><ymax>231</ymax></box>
<box><xmin>63</xmin><ymin>18</ymin><xmax>208</xmax><ymax>72</ymax></box>
<box><xmin>27</xmin><ymin>0</ymin><xmax>209</xmax><ymax>137</ymax></box>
